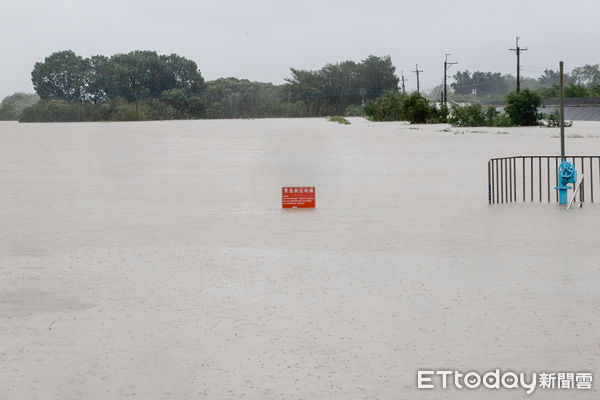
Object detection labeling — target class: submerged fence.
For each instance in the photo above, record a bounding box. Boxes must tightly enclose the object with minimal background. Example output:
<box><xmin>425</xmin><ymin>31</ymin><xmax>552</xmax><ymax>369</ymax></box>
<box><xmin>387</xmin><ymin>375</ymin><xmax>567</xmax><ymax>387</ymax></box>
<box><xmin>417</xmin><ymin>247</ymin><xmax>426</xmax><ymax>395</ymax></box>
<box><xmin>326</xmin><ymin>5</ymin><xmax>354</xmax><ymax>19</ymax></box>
<box><xmin>488</xmin><ymin>156</ymin><xmax>600</xmax><ymax>205</ymax></box>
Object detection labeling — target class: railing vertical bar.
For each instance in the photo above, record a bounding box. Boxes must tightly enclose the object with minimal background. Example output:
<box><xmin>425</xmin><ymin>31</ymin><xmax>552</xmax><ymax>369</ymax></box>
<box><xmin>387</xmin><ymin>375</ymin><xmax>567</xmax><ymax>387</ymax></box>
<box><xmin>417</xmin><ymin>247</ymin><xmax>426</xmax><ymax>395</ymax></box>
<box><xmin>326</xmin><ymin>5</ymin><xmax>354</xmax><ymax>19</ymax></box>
<box><xmin>513</xmin><ymin>157</ymin><xmax>517</xmax><ymax>201</ymax></box>
<box><xmin>503</xmin><ymin>158</ymin><xmax>507</xmax><ymax>203</ymax></box>
<box><xmin>509</xmin><ymin>157</ymin><xmax>512</xmax><ymax>202</ymax></box>
<box><xmin>493</xmin><ymin>159</ymin><xmax>497</xmax><ymax>204</ymax></box>
<box><xmin>490</xmin><ymin>160</ymin><xmax>494</xmax><ymax>204</ymax></box>
<box><xmin>488</xmin><ymin>161</ymin><xmax>491</xmax><ymax>205</ymax></box>
<box><xmin>547</xmin><ymin>157</ymin><xmax>550</xmax><ymax>202</ymax></box>
<box><xmin>530</xmin><ymin>157</ymin><xmax>533</xmax><ymax>202</ymax></box>
<box><xmin>500</xmin><ymin>158</ymin><xmax>504</xmax><ymax>204</ymax></box>
<box><xmin>522</xmin><ymin>157</ymin><xmax>525</xmax><ymax>202</ymax></box>
<box><xmin>506</xmin><ymin>158</ymin><xmax>509</xmax><ymax>202</ymax></box>
<box><xmin>538</xmin><ymin>157</ymin><xmax>542</xmax><ymax>202</ymax></box>
<box><xmin>496</xmin><ymin>159</ymin><xmax>500</xmax><ymax>204</ymax></box>
<box><xmin>590</xmin><ymin>157</ymin><xmax>593</xmax><ymax>203</ymax></box>
<box><xmin>581</xmin><ymin>157</ymin><xmax>585</xmax><ymax>203</ymax></box>
<box><xmin>555</xmin><ymin>157</ymin><xmax>559</xmax><ymax>202</ymax></box>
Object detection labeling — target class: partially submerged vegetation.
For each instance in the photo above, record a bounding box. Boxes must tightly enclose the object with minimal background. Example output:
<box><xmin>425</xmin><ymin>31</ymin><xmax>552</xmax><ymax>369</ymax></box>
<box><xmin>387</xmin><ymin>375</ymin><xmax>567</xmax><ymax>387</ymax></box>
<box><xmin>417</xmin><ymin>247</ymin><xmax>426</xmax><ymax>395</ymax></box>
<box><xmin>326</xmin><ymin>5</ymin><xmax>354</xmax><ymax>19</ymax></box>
<box><xmin>5</xmin><ymin>50</ymin><xmax>599</xmax><ymax>123</ymax></box>
<box><xmin>448</xmin><ymin>103</ymin><xmax>511</xmax><ymax>127</ymax></box>
<box><xmin>328</xmin><ymin>116</ymin><xmax>350</xmax><ymax>124</ymax></box>
<box><xmin>363</xmin><ymin>92</ymin><xmax>448</xmax><ymax>124</ymax></box>
<box><xmin>17</xmin><ymin>50</ymin><xmax>398</xmax><ymax>122</ymax></box>
<box><xmin>450</xmin><ymin>89</ymin><xmax>541</xmax><ymax>127</ymax></box>
<box><xmin>539</xmin><ymin>109</ymin><xmax>573</xmax><ymax>128</ymax></box>
<box><xmin>365</xmin><ymin>88</ymin><xmax>554</xmax><ymax>128</ymax></box>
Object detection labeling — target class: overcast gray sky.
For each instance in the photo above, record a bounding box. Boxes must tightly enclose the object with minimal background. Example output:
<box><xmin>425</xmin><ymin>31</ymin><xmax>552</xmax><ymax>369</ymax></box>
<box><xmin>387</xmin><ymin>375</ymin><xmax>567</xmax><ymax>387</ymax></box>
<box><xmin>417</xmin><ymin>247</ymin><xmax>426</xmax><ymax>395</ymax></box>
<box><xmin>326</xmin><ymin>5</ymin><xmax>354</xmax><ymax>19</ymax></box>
<box><xmin>1</xmin><ymin>0</ymin><xmax>600</xmax><ymax>99</ymax></box>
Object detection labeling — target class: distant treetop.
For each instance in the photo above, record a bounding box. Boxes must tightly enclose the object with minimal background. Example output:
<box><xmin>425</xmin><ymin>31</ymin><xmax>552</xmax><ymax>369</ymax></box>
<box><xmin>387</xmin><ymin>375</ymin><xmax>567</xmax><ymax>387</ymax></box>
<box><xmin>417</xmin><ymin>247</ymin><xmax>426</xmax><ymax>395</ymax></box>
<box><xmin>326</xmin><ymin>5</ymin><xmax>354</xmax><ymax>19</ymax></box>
<box><xmin>31</xmin><ymin>50</ymin><xmax>205</xmax><ymax>103</ymax></box>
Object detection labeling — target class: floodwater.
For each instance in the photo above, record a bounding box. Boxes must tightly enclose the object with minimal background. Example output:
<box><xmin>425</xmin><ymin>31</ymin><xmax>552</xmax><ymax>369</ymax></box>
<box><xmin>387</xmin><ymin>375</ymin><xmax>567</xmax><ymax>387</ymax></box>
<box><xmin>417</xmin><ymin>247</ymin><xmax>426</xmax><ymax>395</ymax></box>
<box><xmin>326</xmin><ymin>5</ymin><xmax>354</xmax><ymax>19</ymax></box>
<box><xmin>1</xmin><ymin>118</ymin><xmax>599</xmax><ymax>399</ymax></box>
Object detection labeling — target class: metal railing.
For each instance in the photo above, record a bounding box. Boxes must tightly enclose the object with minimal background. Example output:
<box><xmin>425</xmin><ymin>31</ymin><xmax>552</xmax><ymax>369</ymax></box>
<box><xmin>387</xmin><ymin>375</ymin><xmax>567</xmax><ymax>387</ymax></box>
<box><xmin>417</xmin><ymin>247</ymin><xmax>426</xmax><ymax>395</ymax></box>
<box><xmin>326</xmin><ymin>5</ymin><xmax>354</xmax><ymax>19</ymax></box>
<box><xmin>488</xmin><ymin>156</ymin><xmax>600</xmax><ymax>205</ymax></box>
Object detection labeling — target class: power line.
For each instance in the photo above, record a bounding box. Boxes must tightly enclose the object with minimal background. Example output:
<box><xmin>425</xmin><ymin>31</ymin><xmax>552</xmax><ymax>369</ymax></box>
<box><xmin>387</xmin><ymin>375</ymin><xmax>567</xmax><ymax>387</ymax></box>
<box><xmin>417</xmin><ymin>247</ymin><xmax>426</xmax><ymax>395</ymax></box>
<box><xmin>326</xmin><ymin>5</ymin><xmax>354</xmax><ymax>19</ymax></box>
<box><xmin>529</xmin><ymin>37</ymin><xmax>600</xmax><ymax>48</ymax></box>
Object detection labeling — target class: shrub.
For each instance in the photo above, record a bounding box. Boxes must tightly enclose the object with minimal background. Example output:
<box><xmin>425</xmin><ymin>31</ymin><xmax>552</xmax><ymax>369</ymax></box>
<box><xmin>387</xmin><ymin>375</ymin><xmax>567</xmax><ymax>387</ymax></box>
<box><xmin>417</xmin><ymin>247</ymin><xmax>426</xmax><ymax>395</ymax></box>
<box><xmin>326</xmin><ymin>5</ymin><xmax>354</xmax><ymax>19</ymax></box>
<box><xmin>449</xmin><ymin>104</ymin><xmax>513</xmax><ymax>127</ymax></box>
<box><xmin>20</xmin><ymin>100</ymin><xmax>103</xmax><ymax>122</ymax></box>
<box><xmin>449</xmin><ymin>103</ymin><xmax>487</xmax><ymax>127</ymax></box>
<box><xmin>540</xmin><ymin>109</ymin><xmax>573</xmax><ymax>127</ymax></box>
<box><xmin>363</xmin><ymin>91</ymin><xmax>405</xmax><ymax>121</ymax></box>
<box><xmin>402</xmin><ymin>92</ymin><xmax>435</xmax><ymax>124</ymax></box>
<box><xmin>504</xmin><ymin>89</ymin><xmax>541</xmax><ymax>126</ymax></box>
<box><xmin>437</xmin><ymin>104</ymin><xmax>449</xmax><ymax>123</ymax></box>
<box><xmin>363</xmin><ymin>91</ymin><xmax>443</xmax><ymax>124</ymax></box>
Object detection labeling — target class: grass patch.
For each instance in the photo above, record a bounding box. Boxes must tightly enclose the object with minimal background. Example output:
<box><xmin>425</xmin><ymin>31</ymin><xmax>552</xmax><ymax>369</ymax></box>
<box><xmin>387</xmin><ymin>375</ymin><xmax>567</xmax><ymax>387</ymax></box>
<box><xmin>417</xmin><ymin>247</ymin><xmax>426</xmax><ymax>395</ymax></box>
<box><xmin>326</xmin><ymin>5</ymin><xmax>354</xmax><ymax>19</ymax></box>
<box><xmin>328</xmin><ymin>115</ymin><xmax>351</xmax><ymax>125</ymax></box>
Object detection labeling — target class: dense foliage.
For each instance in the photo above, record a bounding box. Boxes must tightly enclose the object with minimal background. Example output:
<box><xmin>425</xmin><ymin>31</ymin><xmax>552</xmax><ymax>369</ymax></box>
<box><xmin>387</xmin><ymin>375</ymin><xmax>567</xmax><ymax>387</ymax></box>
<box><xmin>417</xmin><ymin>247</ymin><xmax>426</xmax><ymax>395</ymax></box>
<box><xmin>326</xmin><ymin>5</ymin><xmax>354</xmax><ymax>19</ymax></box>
<box><xmin>19</xmin><ymin>98</ymin><xmax>181</xmax><ymax>122</ymax></box>
<box><xmin>449</xmin><ymin>90</ymin><xmax>540</xmax><ymax>127</ymax></box>
<box><xmin>284</xmin><ymin>55</ymin><xmax>399</xmax><ymax>115</ymax></box>
<box><xmin>363</xmin><ymin>92</ymin><xmax>405</xmax><ymax>121</ymax></box>
<box><xmin>452</xmin><ymin>71</ymin><xmax>515</xmax><ymax>96</ymax></box>
<box><xmin>448</xmin><ymin>103</ymin><xmax>511</xmax><ymax>127</ymax></box>
<box><xmin>0</xmin><ymin>93</ymin><xmax>39</xmax><ymax>120</ymax></box>
<box><xmin>32</xmin><ymin>50</ymin><xmax>204</xmax><ymax>103</ymax></box>
<box><xmin>437</xmin><ymin>64</ymin><xmax>600</xmax><ymax>103</ymax></box>
<box><xmin>203</xmin><ymin>78</ymin><xmax>301</xmax><ymax>119</ymax></box>
<box><xmin>21</xmin><ymin>51</ymin><xmax>398</xmax><ymax>122</ymax></box>
<box><xmin>363</xmin><ymin>92</ymin><xmax>446</xmax><ymax>124</ymax></box>
<box><xmin>504</xmin><ymin>89</ymin><xmax>541</xmax><ymax>126</ymax></box>
<box><xmin>13</xmin><ymin>51</ymin><xmax>600</xmax><ymax>123</ymax></box>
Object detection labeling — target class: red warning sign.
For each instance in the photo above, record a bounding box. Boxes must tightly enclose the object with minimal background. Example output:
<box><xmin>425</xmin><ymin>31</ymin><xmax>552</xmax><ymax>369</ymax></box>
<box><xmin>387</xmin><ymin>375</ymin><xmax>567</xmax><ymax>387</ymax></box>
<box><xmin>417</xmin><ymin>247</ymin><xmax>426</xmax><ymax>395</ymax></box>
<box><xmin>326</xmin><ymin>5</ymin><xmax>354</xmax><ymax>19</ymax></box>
<box><xmin>282</xmin><ymin>187</ymin><xmax>316</xmax><ymax>208</ymax></box>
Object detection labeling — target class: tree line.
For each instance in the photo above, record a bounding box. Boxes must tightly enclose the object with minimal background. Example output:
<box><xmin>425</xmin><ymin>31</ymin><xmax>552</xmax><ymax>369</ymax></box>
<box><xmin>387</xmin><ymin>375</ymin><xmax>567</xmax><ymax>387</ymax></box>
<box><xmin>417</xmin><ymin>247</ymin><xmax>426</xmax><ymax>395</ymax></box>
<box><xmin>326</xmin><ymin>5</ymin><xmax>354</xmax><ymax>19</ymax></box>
<box><xmin>3</xmin><ymin>50</ymin><xmax>600</xmax><ymax>122</ymax></box>
<box><xmin>16</xmin><ymin>50</ymin><xmax>399</xmax><ymax>122</ymax></box>
<box><xmin>441</xmin><ymin>64</ymin><xmax>600</xmax><ymax>101</ymax></box>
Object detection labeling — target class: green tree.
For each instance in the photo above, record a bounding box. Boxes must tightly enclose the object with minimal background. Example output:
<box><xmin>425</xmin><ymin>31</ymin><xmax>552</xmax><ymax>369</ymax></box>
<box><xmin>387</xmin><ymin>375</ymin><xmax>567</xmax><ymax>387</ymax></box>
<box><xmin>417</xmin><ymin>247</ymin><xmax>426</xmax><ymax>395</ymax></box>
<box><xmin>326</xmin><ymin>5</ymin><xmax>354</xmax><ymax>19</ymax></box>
<box><xmin>537</xmin><ymin>69</ymin><xmax>560</xmax><ymax>87</ymax></box>
<box><xmin>363</xmin><ymin>91</ymin><xmax>405</xmax><ymax>121</ymax></box>
<box><xmin>571</xmin><ymin>64</ymin><xmax>600</xmax><ymax>87</ymax></box>
<box><xmin>160</xmin><ymin>88</ymin><xmax>205</xmax><ymax>119</ymax></box>
<box><xmin>402</xmin><ymin>92</ymin><xmax>436</xmax><ymax>124</ymax></box>
<box><xmin>285</xmin><ymin>55</ymin><xmax>398</xmax><ymax>116</ymax></box>
<box><xmin>31</xmin><ymin>50</ymin><xmax>91</xmax><ymax>101</ymax></box>
<box><xmin>452</xmin><ymin>70</ymin><xmax>513</xmax><ymax>96</ymax></box>
<box><xmin>504</xmin><ymin>89</ymin><xmax>541</xmax><ymax>126</ymax></box>
<box><xmin>356</xmin><ymin>55</ymin><xmax>399</xmax><ymax>100</ymax></box>
<box><xmin>0</xmin><ymin>93</ymin><xmax>40</xmax><ymax>120</ymax></box>
<box><xmin>203</xmin><ymin>77</ymin><xmax>285</xmax><ymax>119</ymax></box>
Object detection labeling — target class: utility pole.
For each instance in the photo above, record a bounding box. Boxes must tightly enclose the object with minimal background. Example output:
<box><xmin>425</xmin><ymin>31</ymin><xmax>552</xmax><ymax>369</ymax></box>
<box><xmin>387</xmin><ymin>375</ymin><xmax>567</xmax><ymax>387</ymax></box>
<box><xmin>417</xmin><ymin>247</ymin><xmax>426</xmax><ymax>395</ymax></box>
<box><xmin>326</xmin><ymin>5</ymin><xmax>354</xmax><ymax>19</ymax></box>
<box><xmin>400</xmin><ymin>71</ymin><xmax>407</xmax><ymax>94</ymax></box>
<box><xmin>509</xmin><ymin>36</ymin><xmax>527</xmax><ymax>93</ymax></box>
<box><xmin>443</xmin><ymin>53</ymin><xmax>458</xmax><ymax>107</ymax></box>
<box><xmin>413</xmin><ymin>64</ymin><xmax>423</xmax><ymax>93</ymax></box>
<box><xmin>560</xmin><ymin>61</ymin><xmax>565</xmax><ymax>160</ymax></box>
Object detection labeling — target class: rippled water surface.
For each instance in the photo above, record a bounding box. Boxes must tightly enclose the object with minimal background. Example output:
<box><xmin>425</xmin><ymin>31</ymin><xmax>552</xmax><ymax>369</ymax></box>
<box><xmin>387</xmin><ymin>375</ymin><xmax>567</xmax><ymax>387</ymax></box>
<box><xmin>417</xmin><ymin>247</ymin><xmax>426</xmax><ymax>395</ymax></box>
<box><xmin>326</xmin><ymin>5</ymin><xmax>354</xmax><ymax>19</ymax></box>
<box><xmin>1</xmin><ymin>118</ymin><xmax>599</xmax><ymax>399</ymax></box>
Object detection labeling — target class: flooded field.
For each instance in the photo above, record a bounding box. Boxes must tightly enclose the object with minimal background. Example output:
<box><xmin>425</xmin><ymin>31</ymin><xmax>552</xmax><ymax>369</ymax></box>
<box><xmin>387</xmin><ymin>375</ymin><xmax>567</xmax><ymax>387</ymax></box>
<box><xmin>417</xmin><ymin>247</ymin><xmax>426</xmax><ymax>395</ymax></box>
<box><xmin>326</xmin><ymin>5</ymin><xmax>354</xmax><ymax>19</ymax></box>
<box><xmin>1</xmin><ymin>118</ymin><xmax>599</xmax><ymax>399</ymax></box>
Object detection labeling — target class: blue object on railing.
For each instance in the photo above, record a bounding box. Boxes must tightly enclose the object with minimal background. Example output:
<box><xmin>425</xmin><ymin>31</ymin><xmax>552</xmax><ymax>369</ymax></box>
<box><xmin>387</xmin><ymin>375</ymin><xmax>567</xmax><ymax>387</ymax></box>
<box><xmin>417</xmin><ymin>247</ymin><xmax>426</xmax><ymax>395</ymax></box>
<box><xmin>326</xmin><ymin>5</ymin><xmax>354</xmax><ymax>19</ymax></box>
<box><xmin>555</xmin><ymin>160</ymin><xmax>577</xmax><ymax>204</ymax></box>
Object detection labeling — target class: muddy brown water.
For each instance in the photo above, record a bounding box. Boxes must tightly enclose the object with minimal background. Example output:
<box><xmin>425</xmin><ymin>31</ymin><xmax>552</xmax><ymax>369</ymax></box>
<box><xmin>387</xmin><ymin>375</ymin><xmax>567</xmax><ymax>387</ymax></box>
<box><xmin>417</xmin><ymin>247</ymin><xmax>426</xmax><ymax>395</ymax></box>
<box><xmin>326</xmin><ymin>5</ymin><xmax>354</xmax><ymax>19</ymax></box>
<box><xmin>1</xmin><ymin>118</ymin><xmax>599</xmax><ymax>399</ymax></box>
